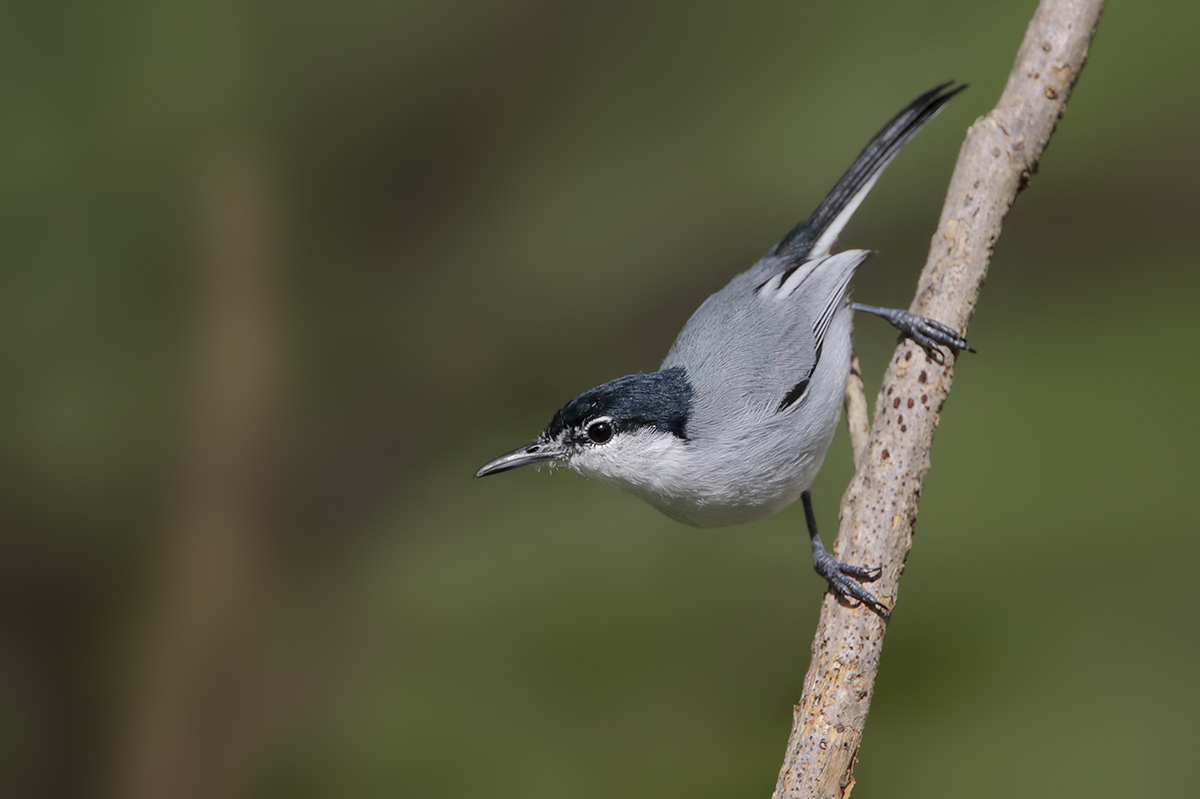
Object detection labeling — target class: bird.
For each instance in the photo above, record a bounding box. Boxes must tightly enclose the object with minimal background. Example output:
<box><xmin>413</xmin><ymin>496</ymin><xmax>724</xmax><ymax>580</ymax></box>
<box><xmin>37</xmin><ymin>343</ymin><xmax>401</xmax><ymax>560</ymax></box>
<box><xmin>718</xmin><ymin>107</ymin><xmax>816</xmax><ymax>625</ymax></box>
<box><xmin>475</xmin><ymin>83</ymin><xmax>971</xmax><ymax>615</ymax></box>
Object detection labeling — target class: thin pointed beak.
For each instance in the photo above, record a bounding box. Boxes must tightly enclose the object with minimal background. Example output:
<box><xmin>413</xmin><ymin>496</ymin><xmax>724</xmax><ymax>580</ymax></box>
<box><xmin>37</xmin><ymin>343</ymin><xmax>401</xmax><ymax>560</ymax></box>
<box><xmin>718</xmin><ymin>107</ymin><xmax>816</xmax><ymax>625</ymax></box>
<box><xmin>475</xmin><ymin>440</ymin><xmax>563</xmax><ymax>478</ymax></box>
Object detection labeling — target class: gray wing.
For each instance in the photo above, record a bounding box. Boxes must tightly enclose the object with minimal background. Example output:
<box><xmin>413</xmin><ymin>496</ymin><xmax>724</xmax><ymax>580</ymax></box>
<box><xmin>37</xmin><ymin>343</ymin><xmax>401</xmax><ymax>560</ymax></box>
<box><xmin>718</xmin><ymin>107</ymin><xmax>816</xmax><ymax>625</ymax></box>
<box><xmin>661</xmin><ymin>84</ymin><xmax>962</xmax><ymax>420</ymax></box>
<box><xmin>661</xmin><ymin>250</ymin><xmax>868</xmax><ymax>416</ymax></box>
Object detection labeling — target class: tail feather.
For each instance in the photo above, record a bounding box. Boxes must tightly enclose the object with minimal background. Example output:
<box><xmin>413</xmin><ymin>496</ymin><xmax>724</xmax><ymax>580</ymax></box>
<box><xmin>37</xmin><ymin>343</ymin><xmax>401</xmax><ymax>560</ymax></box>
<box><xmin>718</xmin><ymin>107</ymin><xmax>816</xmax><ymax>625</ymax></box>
<box><xmin>771</xmin><ymin>82</ymin><xmax>965</xmax><ymax>265</ymax></box>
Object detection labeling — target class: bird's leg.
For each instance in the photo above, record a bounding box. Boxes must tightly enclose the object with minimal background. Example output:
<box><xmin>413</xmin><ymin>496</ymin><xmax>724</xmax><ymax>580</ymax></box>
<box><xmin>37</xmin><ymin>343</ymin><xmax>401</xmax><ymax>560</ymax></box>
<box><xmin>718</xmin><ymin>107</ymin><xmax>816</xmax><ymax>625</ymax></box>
<box><xmin>851</xmin><ymin>303</ymin><xmax>973</xmax><ymax>363</ymax></box>
<box><xmin>802</xmin><ymin>490</ymin><xmax>889</xmax><ymax>617</ymax></box>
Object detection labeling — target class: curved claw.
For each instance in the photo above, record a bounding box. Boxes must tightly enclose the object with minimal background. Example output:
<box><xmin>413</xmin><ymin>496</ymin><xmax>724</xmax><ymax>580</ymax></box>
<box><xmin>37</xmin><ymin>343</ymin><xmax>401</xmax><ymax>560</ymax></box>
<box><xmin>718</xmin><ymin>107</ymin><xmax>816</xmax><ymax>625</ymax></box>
<box><xmin>917</xmin><ymin>335</ymin><xmax>947</xmax><ymax>364</ymax></box>
<box><xmin>852</xmin><ymin>303</ymin><xmax>975</xmax><ymax>359</ymax></box>
<box><xmin>814</xmin><ymin>551</ymin><xmax>891</xmax><ymax>618</ymax></box>
<box><xmin>900</xmin><ymin>313</ymin><xmax>972</xmax><ymax>359</ymax></box>
<box><xmin>837</xmin><ymin>562</ymin><xmax>882</xmax><ymax>582</ymax></box>
<box><xmin>915</xmin><ymin>316</ymin><xmax>975</xmax><ymax>353</ymax></box>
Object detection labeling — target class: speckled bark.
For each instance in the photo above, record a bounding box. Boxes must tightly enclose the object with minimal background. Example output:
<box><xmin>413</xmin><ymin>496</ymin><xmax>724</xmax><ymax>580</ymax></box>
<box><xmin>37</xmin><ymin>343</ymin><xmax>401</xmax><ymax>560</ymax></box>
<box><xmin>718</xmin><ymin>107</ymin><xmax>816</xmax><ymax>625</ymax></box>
<box><xmin>773</xmin><ymin>2</ymin><xmax>1106</xmax><ymax>796</ymax></box>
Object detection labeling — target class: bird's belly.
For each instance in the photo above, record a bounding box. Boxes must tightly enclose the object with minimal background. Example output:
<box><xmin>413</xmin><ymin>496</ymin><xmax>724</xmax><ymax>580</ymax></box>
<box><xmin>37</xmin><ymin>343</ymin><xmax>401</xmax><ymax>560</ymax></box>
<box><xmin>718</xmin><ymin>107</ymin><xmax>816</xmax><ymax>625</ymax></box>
<box><xmin>631</xmin><ymin>438</ymin><xmax>828</xmax><ymax>528</ymax></box>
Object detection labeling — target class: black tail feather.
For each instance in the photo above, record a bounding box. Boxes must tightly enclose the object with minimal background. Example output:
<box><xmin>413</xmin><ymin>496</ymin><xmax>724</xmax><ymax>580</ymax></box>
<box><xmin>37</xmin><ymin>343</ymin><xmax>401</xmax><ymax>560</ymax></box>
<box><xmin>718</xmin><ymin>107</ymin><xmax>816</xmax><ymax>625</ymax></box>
<box><xmin>770</xmin><ymin>82</ymin><xmax>966</xmax><ymax>264</ymax></box>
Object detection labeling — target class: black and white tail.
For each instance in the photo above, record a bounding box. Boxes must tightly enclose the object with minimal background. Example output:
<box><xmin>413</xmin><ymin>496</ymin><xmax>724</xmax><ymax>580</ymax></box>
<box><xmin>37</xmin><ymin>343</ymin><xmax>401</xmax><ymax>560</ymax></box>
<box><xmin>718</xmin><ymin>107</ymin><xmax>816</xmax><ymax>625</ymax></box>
<box><xmin>770</xmin><ymin>82</ymin><xmax>966</xmax><ymax>265</ymax></box>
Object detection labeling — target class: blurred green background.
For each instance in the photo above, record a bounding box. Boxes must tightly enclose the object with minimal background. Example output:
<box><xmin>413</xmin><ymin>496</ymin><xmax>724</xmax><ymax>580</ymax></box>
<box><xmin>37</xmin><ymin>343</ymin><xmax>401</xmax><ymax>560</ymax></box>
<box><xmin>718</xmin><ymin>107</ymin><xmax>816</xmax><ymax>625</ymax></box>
<box><xmin>3</xmin><ymin>1</ymin><xmax>1197</xmax><ymax>797</ymax></box>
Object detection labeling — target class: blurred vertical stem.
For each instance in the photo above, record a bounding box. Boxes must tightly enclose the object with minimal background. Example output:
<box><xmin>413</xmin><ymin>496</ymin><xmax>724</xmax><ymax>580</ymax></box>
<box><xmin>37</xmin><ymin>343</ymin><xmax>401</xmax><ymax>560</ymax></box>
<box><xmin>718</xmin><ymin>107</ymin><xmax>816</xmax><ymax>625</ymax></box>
<box><xmin>121</xmin><ymin>150</ymin><xmax>277</xmax><ymax>799</ymax></box>
<box><xmin>773</xmin><ymin>1</ymin><xmax>1105</xmax><ymax>796</ymax></box>
<box><xmin>843</xmin><ymin>356</ymin><xmax>870</xmax><ymax>467</ymax></box>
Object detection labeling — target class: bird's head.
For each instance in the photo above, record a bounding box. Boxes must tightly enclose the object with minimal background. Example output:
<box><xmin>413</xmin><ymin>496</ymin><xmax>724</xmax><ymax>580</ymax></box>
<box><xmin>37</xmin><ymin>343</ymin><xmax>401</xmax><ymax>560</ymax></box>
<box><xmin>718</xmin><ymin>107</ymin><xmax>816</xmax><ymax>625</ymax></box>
<box><xmin>475</xmin><ymin>367</ymin><xmax>694</xmax><ymax>486</ymax></box>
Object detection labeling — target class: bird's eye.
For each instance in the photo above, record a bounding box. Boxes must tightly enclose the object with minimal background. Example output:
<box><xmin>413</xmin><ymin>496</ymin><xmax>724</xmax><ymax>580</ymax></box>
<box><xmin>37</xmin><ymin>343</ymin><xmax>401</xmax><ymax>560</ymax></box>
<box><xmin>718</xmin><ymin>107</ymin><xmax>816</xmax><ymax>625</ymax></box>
<box><xmin>585</xmin><ymin>418</ymin><xmax>614</xmax><ymax>444</ymax></box>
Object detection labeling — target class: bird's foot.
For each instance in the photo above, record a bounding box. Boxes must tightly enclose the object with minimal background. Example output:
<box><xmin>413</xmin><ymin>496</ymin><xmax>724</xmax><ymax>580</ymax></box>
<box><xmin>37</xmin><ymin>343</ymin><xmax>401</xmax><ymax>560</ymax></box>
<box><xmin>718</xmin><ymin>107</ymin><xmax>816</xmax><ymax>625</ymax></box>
<box><xmin>813</xmin><ymin>550</ymin><xmax>889</xmax><ymax>618</ymax></box>
<box><xmin>851</xmin><ymin>303</ymin><xmax>974</xmax><ymax>363</ymax></box>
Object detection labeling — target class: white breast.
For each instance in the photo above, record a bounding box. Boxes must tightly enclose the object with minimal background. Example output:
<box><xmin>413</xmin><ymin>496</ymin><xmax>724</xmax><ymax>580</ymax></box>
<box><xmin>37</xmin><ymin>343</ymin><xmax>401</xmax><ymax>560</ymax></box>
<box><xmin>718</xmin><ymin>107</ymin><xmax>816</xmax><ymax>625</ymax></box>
<box><xmin>571</xmin><ymin>307</ymin><xmax>854</xmax><ymax>528</ymax></box>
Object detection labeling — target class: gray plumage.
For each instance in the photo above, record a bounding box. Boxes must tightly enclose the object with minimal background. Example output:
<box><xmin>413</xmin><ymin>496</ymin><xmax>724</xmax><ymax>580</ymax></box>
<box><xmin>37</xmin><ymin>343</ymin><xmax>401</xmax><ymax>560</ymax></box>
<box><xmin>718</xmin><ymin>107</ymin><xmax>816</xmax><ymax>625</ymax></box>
<box><xmin>653</xmin><ymin>250</ymin><xmax>864</xmax><ymax>526</ymax></box>
<box><xmin>477</xmin><ymin>84</ymin><xmax>971</xmax><ymax>614</ymax></box>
